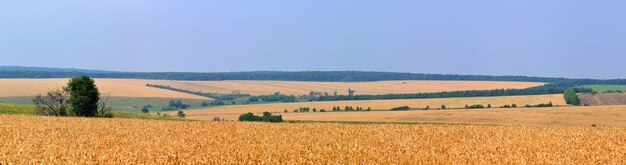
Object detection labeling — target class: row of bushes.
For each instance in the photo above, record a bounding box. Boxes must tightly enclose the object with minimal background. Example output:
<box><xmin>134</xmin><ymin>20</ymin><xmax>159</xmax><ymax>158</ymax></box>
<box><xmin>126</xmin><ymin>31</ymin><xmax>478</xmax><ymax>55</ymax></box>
<box><xmin>239</xmin><ymin>112</ymin><xmax>283</xmax><ymax>122</ymax></box>
<box><xmin>282</xmin><ymin>106</ymin><xmax>373</xmax><ymax>113</ymax></box>
<box><xmin>391</xmin><ymin>105</ymin><xmax>443</xmax><ymax>111</ymax></box>
<box><xmin>389</xmin><ymin>102</ymin><xmax>554</xmax><ymax>111</ymax></box>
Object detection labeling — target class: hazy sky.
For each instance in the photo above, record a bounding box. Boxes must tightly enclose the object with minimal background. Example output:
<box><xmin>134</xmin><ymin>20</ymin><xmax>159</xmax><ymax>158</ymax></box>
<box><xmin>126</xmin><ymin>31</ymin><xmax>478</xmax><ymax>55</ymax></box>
<box><xmin>1</xmin><ymin>1</ymin><xmax>625</xmax><ymax>78</ymax></box>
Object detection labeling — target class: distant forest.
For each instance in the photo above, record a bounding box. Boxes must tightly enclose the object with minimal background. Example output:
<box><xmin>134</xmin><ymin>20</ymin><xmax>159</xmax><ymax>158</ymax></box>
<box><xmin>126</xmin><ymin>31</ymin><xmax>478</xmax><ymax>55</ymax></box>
<box><xmin>2</xmin><ymin>70</ymin><xmax>626</xmax><ymax>88</ymax></box>
<box><xmin>313</xmin><ymin>87</ymin><xmax>592</xmax><ymax>102</ymax></box>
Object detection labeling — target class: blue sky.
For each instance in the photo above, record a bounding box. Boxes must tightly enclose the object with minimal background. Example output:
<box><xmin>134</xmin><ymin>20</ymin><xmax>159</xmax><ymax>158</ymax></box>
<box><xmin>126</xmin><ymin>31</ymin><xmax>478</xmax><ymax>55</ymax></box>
<box><xmin>1</xmin><ymin>1</ymin><xmax>625</xmax><ymax>79</ymax></box>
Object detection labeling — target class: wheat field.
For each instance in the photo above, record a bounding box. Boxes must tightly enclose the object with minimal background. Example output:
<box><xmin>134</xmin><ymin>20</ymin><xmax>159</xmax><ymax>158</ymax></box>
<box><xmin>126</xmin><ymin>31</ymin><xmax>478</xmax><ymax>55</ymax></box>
<box><xmin>0</xmin><ymin>115</ymin><xmax>624</xmax><ymax>164</ymax></box>
<box><xmin>0</xmin><ymin>78</ymin><xmax>206</xmax><ymax>99</ymax></box>
<box><xmin>282</xmin><ymin>105</ymin><xmax>626</xmax><ymax>127</ymax></box>
<box><xmin>152</xmin><ymin>80</ymin><xmax>545</xmax><ymax>95</ymax></box>
<box><xmin>184</xmin><ymin>105</ymin><xmax>626</xmax><ymax>127</ymax></box>
<box><xmin>172</xmin><ymin>94</ymin><xmax>566</xmax><ymax>118</ymax></box>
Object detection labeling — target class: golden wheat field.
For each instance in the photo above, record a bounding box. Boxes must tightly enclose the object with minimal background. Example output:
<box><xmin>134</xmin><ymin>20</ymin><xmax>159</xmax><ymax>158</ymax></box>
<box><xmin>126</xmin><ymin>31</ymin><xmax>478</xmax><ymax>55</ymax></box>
<box><xmin>1</xmin><ymin>115</ymin><xmax>625</xmax><ymax>164</ymax></box>
<box><xmin>0</xmin><ymin>78</ymin><xmax>206</xmax><ymax>99</ymax></box>
<box><xmin>282</xmin><ymin>105</ymin><xmax>626</xmax><ymax>127</ymax></box>
<box><xmin>153</xmin><ymin>80</ymin><xmax>545</xmax><ymax>95</ymax></box>
<box><xmin>170</xmin><ymin>94</ymin><xmax>566</xmax><ymax>118</ymax></box>
<box><xmin>183</xmin><ymin>105</ymin><xmax>626</xmax><ymax>127</ymax></box>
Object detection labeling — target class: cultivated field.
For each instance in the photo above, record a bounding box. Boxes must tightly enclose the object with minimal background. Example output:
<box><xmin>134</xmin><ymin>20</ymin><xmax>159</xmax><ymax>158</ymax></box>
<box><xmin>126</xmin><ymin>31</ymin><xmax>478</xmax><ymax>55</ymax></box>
<box><xmin>0</xmin><ymin>78</ymin><xmax>206</xmax><ymax>99</ymax></box>
<box><xmin>152</xmin><ymin>80</ymin><xmax>545</xmax><ymax>95</ymax></box>
<box><xmin>171</xmin><ymin>94</ymin><xmax>566</xmax><ymax>118</ymax></box>
<box><xmin>579</xmin><ymin>93</ymin><xmax>626</xmax><ymax>106</ymax></box>
<box><xmin>1</xmin><ymin>115</ymin><xmax>624</xmax><ymax>164</ymax></box>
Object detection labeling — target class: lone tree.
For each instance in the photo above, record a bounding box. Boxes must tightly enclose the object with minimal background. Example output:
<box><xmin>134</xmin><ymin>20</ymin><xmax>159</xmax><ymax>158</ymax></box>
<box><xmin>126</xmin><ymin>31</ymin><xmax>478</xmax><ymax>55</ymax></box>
<box><xmin>348</xmin><ymin>88</ymin><xmax>356</xmax><ymax>97</ymax></box>
<box><xmin>64</xmin><ymin>76</ymin><xmax>100</xmax><ymax>117</ymax></box>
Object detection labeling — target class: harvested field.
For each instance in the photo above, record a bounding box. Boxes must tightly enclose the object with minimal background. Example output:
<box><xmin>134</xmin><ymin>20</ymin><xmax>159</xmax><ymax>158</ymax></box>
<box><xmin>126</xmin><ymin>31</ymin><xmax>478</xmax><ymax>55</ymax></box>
<box><xmin>0</xmin><ymin>78</ymin><xmax>207</xmax><ymax>99</ymax></box>
<box><xmin>579</xmin><ymin>93</ymin><xmax>626</xmax><ymax>106</ymax></box>
<box><xmin>1</xmin><ymin>115</ymin><xmax>624</xmax><ymax>164</ymax></box>
<box><xmin>170</xmin><ymin>94</ymin><xmax>566</xmax><ymax>118</ymax></box>
<box><xmin>152</xmin><ymin>80</ymin><xmax>545</xmax><ymax>95</ymax></box>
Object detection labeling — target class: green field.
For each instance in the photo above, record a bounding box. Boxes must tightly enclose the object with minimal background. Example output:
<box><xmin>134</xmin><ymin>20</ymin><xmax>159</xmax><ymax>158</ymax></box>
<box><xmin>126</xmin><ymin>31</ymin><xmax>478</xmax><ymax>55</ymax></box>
<box><xmin>0</xmin><ymin>97</ymin><xmax>211</xmax><ymax>112</ymax></box>
<box><xmin>0</xmin><ymin>102</ymin><xmax>36</xmax><ymax>115</ymax></box>
<box><xmin>579</xmin><ymin>85</ymin><xmax>626</xmax><ymax>93</ymax></box>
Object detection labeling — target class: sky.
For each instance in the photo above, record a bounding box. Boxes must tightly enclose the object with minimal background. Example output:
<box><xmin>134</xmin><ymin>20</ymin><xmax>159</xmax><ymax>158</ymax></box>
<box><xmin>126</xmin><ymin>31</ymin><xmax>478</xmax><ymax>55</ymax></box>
<box><xmin>0</xmin><ymin>1</ymin><xmax>625</xmax><ymax>79</ymax></box>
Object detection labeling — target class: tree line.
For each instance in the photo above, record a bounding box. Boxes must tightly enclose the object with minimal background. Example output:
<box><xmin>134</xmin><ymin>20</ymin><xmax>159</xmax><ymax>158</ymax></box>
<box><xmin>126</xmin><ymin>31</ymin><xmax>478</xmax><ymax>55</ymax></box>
<box><xmin>146</xmin><ymin>84</ymin><xmax>250</xmax><ymax>100</ymax></box>
<box><xmin>8</xmin><ymin>70</ymin><xmax>626</xmax><ymax>85</ymax></box>
<box><xmin>312</xmin><ymin>87</ymin><xmax>592</xmax><ymax>101</ymax></box>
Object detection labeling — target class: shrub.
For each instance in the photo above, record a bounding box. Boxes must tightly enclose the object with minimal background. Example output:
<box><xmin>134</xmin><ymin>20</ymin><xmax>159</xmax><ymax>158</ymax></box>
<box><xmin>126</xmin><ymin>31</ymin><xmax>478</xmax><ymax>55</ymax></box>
<box><xmin>466</xmin><ymin>104</ymin><xmax>485</xmax><ymax>109</ymax></box>
<box><xmin>33</xmin><ymin>89</ymin><xmax>69</xmax><ymax>116</ymax></box>
<box><xmin>177</xmin><ymin>111</ymin><xmax>186</xmax><ymax>118</ymax></box>
<box><xmin>390</xmin><ymin>106</ymin><xmax>410</xmax><ymax>111</ymax></box>
<box><xmin>141</xmin><ymin>105</ymin><xmax>150</xmax><ymax>113</ymax></box>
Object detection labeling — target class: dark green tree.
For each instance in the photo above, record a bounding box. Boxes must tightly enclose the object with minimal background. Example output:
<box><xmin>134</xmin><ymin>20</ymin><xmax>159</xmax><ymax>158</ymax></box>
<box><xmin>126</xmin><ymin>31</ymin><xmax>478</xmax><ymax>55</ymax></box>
<box><xmin>563</xmin><ymin>88</ymin><xmax>581</xmax><ymax>105</ymax></box>
<box><xmin>64</xmin><ymin>76</ymin><xmax>100</xmax><ymax>117</ymax></box>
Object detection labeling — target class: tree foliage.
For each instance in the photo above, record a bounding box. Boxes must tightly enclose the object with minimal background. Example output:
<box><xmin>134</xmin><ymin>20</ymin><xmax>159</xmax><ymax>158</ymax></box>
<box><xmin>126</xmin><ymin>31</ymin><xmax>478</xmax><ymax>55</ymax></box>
<box><xmin>313</xmin><ymin>87</ymin><xmax>592</xmax><ymax>102</ymax></box>
<box><xmin>390</xmin><ymin>106</ymin><xmax>410</xmax><ymax>111</ymax></box>
<box><xmin>65</xmin><ymin>76</ymin><xmax>100</xmax><ymax>117</ymax></box>
<box><xmin>238</xmin><ymin>112</ymin><xmax>283</xmax><ymax>122</ymax></box>
<box><xmin>564</xmin><ymin>88</ymin><xmax>581</xmax><ymax>105</ymax></box>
